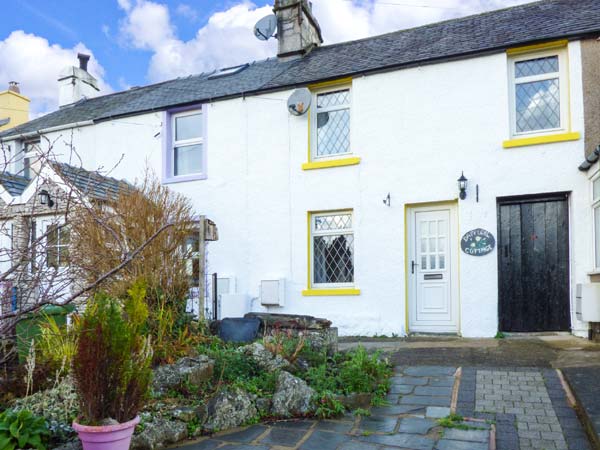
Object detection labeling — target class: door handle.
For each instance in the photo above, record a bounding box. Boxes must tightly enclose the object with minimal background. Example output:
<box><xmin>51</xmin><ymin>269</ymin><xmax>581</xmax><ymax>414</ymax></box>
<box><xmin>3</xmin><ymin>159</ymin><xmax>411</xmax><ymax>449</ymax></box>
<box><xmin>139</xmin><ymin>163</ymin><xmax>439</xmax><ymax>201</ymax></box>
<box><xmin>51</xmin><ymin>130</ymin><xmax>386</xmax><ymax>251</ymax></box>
<box><xmin>411</xmin><ymin>260</ymin><xmax>419</xmax><ymax>274</ymax></box>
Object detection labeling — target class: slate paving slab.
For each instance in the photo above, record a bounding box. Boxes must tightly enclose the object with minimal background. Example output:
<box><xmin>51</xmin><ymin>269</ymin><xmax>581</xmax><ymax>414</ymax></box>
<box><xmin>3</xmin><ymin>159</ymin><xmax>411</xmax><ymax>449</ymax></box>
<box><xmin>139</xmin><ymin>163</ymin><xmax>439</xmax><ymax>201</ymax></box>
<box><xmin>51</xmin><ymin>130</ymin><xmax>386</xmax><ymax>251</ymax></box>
<box><xmin>562</xmin><ymin>366</ymin><xmax>600</xmax><ymax>449</ymax></box>
<box><xmin>174</xmin><ymin>365</ymin><xmax>496</xmax><ymax>450</ymax></box>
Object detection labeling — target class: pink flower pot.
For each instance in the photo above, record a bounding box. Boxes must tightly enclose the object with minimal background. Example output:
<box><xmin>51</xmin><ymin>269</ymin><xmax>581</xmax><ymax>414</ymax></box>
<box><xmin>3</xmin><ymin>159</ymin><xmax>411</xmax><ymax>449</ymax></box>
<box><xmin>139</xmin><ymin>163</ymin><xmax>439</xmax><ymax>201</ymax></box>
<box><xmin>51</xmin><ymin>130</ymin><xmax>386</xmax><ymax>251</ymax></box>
<box><xmin>73</xmin><ymin>416</ymin><xmax>140</xmax><ymax>450</ymax></box>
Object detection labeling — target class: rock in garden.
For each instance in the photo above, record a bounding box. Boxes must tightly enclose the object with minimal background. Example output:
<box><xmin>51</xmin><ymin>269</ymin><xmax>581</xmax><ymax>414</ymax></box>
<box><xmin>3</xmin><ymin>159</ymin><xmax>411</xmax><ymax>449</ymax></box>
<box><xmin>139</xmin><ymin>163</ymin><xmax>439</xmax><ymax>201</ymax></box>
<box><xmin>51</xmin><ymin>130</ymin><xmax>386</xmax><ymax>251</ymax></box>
<box><xmin>170</xmin><ymin>406</ymin><xmax>201</xmax><ymax>422</ymax></box>
<box><xmin>204</xmin><ymin>388</ymin><xmax>257</xmax><ymax>432</ymax></box>
<box><xmin>271</xmin><ymin>371</ymin><xmax>315</xmax><ymax>417</ymax></box>
<box><xmin>240</xmin><ymin>342</ymin><xmax>290</xmax><ymax>371</ymax></box>
<box><xmin>336</xmin><ymin>392</ymin><xmax>372</xmax><ymax>410</ymax></box>
<box><xmin>130</xmin><ymin>419</ymin><xmax>188</xmax><ymax>449</ymax></box>
<box><xmin>152</xmin><ymin>356</ymin><xmax>214</xmax><ymax>395</ymax></box>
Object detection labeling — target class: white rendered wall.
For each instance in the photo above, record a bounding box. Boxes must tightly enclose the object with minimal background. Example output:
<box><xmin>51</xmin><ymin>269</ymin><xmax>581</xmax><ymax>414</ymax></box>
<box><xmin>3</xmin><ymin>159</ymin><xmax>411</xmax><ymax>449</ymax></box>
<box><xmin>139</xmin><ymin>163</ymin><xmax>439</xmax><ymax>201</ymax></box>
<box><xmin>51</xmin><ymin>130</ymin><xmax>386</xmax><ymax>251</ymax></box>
<box><xmin>3</xmin><ymin>42</ymin><xmax>592</xmax><ymax>337</ymax></box>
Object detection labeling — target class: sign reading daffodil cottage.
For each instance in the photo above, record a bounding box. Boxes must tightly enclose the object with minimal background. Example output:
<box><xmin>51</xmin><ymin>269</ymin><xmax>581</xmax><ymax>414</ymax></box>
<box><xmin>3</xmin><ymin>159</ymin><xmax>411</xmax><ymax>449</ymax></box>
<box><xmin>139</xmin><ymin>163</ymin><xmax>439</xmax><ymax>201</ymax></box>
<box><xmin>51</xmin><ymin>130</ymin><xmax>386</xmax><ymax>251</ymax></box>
<box><xmin>461</xmin><ymin>228</ymin><xmax>496</xmax><ymax>256</ymax></box>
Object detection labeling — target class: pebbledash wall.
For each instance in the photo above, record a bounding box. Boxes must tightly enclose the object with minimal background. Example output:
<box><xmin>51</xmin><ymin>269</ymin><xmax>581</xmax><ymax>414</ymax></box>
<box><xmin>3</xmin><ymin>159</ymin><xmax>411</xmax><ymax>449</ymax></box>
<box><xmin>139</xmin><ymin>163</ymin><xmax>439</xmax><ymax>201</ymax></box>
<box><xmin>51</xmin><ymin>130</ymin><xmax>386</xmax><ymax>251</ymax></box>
<box><xmin>40</xmin><ymin>40</ymin><xmax>592</xmax><ymax>338</ymax></box>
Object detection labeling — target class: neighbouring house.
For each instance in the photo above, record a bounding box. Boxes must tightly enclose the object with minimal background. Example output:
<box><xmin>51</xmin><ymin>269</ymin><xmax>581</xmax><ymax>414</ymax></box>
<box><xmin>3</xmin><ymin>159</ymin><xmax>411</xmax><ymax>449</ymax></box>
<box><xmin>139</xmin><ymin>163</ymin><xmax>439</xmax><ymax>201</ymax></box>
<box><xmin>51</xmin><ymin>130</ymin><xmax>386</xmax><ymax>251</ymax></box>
<box><xmin>0</xmin><ymin>82</ymin><xmax>30</xmax><ymax>132</ymax></box>
<box><xmin>0</xmin><ymin>160</ymin><xmax>129</xmax><ymax>315</ymax></box>
<box><xmin>2</xmin><ymin>0</ymin><xmax>600</xmax><ymax>338</ymax></box>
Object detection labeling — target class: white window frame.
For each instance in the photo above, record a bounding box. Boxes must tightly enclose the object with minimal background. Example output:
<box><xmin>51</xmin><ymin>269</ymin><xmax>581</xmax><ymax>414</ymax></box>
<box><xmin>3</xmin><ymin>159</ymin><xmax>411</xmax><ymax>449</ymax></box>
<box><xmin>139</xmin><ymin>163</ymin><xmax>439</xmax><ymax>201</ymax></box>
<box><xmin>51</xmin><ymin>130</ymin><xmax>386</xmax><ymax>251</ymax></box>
<box><xmin>508</xmin><ymin>47</ymin><xmax>569</xmax><ymax>139</ymax></box>
<box><xmin>592</xmin><ymin>173</ymin><xmax>600</xmax><ymax>271</ymax></box>
<box><xmin>310</xmin><ymin>210</ymin><xmax>355</xmax><ymax>289</ymax></box>
<box><xmin>43</xmin><ymin>219</ymin><xmax>70</xmax><ymax>270</ymax></box>
<box><xmin>310</xmin><ymin>86</ymin><xmax>352</xmax><ymax>161</ymax></box>
<box><xmin>164</xmin><ymin>108</ymin><xmax>206</xmax><ymax>183</ymax></box>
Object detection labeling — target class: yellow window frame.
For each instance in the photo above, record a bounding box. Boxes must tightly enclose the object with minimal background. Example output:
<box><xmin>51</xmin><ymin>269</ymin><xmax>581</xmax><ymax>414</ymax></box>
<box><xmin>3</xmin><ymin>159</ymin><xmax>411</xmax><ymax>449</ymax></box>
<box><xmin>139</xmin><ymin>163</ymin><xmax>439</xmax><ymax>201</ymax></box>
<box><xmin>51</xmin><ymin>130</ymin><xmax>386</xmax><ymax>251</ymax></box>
<box><xmin>303</xmin><ymin>78</ymin><xmax>361</xmax><ymax>170</ymax></box>
<box><xmin>302</xmin><ymin>209</ymin><xmax>360</xmax><ymax>296</ymax></box>
<box><xmin>503</xmin><ymin>39</ymin><xmax>580</xmax><ymax>148</ymax></box>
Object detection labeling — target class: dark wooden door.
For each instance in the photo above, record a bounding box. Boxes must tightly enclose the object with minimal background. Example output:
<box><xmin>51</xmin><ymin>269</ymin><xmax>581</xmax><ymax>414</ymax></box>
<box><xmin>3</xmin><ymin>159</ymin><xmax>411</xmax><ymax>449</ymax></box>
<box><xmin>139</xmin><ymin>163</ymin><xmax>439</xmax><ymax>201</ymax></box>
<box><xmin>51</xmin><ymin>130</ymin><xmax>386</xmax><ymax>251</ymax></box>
<box><xmin>497</xmin><ymin>193</ymin><xmax>570</xmax><ymax>332</ymax></box>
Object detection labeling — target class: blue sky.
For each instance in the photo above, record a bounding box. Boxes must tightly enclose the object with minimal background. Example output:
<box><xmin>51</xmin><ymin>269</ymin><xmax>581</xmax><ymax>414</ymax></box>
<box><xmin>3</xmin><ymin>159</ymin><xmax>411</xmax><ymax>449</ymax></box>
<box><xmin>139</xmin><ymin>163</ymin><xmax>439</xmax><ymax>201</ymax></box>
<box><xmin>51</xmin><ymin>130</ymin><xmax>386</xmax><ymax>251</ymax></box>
<box><xmin>0</xmin><ymin>0</ymin><xmax>531</xmax><ymax>116</ymax></box>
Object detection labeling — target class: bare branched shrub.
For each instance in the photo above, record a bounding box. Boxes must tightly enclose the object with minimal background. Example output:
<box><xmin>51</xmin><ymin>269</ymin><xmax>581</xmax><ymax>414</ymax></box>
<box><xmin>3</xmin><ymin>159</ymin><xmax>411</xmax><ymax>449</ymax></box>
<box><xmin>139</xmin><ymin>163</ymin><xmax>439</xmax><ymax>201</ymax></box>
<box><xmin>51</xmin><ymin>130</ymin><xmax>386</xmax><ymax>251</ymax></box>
<box><xmin>69</xmin><ymin>171</ymin><xmax>196</xmax><ymax>310</ymax></box>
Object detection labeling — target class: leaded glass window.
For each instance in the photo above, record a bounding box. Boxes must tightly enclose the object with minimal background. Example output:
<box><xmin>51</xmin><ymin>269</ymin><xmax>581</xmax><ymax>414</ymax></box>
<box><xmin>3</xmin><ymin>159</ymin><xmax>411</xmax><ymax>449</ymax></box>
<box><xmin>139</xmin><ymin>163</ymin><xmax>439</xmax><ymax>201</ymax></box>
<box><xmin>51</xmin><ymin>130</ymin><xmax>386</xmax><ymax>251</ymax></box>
<box><xmin>311</xmin><ymin>212</ymin><xmax>354</xmax><ymax>286</ymax></box>
<box><xmin>313</xmin><ymin>88</ymin><xmax>351</xmax><ymax>158</ymax></box>
<box><xmin>511</xmin><ymin>53</ymin><xmax>564</xmax><ymax>134</ymax></box>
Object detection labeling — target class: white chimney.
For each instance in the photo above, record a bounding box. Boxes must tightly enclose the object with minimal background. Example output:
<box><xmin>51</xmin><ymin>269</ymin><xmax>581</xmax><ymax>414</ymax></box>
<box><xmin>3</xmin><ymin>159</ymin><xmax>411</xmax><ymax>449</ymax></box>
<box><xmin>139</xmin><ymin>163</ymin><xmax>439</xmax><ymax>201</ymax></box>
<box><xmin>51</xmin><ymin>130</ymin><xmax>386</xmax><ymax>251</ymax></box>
<box><xmin>58</xmin><ymin>53</ymin><xmax>99</xmax><ymax>107</ymax></box>
<box><xmin>273</xmin><ymin>0</ymin><xmax>322</xmax><ymax>61</ymax></box>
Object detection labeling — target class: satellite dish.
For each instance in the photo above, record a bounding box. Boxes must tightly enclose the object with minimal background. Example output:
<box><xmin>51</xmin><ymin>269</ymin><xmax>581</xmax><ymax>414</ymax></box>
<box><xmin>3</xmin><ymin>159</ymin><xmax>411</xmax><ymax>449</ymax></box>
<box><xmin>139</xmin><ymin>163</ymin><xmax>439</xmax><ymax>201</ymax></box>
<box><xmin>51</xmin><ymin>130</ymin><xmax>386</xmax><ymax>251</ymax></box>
<box><xmin>287</xmin><ymin>88</ymin><xmax>312</xmax><ymax>116</ymax></box>
<box><xmin>317</xmin><ymin>112</ymin><xmax>329</xmax><ymax>128</ymax></box>
<box><xmin>254</xmin><ymin>15</ymin><xmax>277</xmax><ymax>41</ymax></box>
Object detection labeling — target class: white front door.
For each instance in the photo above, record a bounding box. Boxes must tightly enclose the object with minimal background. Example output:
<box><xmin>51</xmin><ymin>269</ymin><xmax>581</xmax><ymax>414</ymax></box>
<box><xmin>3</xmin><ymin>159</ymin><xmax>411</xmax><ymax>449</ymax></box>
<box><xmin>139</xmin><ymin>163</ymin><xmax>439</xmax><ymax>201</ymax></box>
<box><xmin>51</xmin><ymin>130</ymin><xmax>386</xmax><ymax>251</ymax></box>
<box><xmin>408</xmin><ymin>205</ymin><xmax>459</xmax><ymax>333</ymax></box>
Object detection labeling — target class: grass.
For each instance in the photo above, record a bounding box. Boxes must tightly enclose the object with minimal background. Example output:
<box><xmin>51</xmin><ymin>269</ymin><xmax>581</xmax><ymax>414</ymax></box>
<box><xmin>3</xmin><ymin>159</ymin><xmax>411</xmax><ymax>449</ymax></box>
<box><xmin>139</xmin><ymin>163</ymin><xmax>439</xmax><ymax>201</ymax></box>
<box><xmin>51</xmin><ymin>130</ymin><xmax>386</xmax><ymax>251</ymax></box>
<box><xmin>437</xmin><ymin>413</ymin><xmax>488</xmax><ymax>431</ymax></box>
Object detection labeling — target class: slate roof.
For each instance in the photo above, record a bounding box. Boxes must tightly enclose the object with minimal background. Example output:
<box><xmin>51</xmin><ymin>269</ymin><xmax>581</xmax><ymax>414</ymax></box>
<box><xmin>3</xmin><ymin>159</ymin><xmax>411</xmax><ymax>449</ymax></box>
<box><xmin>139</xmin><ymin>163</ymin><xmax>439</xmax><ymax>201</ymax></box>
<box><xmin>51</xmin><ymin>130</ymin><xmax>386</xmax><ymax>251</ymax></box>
<box><xmin>0</xmin><ymin>172</ymin><xmax>29</xmax><ymax>196</ymax></box>
<box><xmin>2</xmin><ymin>0</ymin><xmax>600</xmax><ymax>139</ymax></box>
<box><xmin>0</xmin><ymin>163</ymin><xmax>129</xmax><ymax>200</ymax></box>
<box><xmin>52</xmin><ymin>163</ymin><xmax>129</xmax><ymax>201</ymax></box>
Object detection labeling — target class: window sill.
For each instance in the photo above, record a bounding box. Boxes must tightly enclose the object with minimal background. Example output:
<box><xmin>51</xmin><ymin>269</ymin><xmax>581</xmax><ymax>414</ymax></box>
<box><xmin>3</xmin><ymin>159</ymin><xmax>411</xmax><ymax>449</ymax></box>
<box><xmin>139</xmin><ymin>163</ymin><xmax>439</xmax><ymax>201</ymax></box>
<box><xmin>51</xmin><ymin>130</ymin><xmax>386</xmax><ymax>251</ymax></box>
<box><xmin>302</xmin><ymin>288</ymin><xmax>361</xmax><ymax>296</ymax></box>
<box><xmin>302</xmin><ymin>157</ymin><xmax>361</xmax><ymax>171</ymax></box>
<box><xmin>162</xmin><ymin>174</ymin><xmax>207</xmax><ymax>184</ymax></box>
<box><xmin>503</xmin><ymin>132</ymin><xmax>580</xmax><ymax>149</ymax></box>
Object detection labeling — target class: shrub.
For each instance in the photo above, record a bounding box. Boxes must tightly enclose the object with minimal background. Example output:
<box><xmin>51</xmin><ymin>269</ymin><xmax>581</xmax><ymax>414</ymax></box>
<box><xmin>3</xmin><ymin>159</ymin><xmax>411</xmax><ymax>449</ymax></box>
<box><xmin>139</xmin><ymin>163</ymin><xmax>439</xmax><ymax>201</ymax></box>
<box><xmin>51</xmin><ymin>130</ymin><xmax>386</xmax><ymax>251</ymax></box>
<box><xmin>0</xmin><ymin>409</ymin><xmax>50</xmax><ymax>450</ymax></box>
<box><xmin>312</xmin><ymin>392</ymin><xmax>345</xmax><ymax>419</ymax></box>
<box><xmin>36</xmin><ymin>314</ymin><xmax>80</xmax><ymax>374</ymax></box>
<box><xmin>72</xmin><ymin>282</ymin><xmax>153</xmax><ymax>424</ymax></box>
<box><xmin>263</xmin><ymin>328</ymin><xmax>305</xmax><ymax>364</ymax></box>
<box><xmin>339</xmin><ymin>346</ymin><xmax>391</xmax><ymax>397</ymax></box>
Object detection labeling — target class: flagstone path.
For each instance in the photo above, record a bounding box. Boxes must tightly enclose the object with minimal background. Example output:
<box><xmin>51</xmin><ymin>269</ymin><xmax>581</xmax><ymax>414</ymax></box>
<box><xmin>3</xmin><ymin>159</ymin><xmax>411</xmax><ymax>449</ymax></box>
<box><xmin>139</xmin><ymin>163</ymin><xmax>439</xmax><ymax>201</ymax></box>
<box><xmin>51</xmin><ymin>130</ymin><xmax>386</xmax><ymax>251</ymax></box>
<box><xmin>172</xmin><ymin>365</ymin><xmax>590</xmax><ymax>450</ymax></box>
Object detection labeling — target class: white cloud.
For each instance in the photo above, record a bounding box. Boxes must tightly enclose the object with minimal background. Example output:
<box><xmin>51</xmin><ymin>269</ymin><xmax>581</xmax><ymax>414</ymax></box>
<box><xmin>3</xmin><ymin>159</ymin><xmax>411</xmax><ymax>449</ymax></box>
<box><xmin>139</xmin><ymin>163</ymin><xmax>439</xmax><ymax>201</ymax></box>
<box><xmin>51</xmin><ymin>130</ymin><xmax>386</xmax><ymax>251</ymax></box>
<box><xmin>0</xmin><ymin>31</ymin><xmax>111</xmax><ymax>117</ymax></box>
<box><xmin>176</xmin><ymin>3</ymin><xmax>199</xmax><ymax>22</ymax></box>
<box><xmin>119</xmin><ymin>0</ymin><xmax>534</xmax><ymax>83</ymax></box>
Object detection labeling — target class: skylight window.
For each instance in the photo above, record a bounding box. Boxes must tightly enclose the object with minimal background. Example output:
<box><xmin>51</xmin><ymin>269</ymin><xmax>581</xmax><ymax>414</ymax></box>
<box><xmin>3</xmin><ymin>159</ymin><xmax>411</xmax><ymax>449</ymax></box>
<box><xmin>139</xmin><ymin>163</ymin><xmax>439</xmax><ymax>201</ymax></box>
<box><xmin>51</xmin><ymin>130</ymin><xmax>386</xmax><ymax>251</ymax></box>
<box><xmin>208</xmin><ymin>64</ymin><xmax>249</xmax><ymax>80</ymax></box>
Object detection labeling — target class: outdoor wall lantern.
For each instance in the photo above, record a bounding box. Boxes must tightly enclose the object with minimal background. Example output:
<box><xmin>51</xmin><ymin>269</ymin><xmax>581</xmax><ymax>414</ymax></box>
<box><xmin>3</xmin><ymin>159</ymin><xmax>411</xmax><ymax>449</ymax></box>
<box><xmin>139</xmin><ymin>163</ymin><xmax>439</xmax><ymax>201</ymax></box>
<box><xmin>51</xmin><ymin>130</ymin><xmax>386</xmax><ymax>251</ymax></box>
<box><xmin>458</xmin><ymin>172</ymin><xmax>468</xmax><ymax>200</ymax></box>
<box><xmin>38</xmin><ymin>190</ymin><xmax>55</xmax><ymax>207</ymax></box>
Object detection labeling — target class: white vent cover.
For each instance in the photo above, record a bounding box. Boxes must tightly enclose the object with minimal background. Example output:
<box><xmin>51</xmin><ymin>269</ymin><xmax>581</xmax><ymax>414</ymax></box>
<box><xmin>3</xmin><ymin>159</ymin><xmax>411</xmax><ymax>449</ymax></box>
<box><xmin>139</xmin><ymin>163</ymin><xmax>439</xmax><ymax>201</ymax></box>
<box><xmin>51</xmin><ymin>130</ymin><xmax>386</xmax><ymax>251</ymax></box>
<box><xmin>260</xmin><ymin>279</ymin><xmax>285</xmax><ymax>306</ymax></box>
<box><xmin>576</xmin><ymin>283</ymin><xmax>600</xmax><ymax>322</ymax></box>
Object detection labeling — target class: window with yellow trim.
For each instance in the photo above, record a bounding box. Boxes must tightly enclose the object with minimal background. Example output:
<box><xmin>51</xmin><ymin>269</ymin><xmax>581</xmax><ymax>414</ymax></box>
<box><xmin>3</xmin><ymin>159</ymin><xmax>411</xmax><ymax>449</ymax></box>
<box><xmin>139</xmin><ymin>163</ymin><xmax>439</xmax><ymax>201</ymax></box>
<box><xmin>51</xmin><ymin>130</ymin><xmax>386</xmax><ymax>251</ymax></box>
<box><xmin>310</xmin><ymin>86</ymin><xmax>352</xmax><ymax>160</ymax></box>
<box><xmin>508</xmin><ymin>47</ymin><xmax>569</xmax><ymax>139</ymax></box>
<box><xmin>310</xmin><ymin>211</ymin><xmax>355</xmax><ymax>289</ymax></box>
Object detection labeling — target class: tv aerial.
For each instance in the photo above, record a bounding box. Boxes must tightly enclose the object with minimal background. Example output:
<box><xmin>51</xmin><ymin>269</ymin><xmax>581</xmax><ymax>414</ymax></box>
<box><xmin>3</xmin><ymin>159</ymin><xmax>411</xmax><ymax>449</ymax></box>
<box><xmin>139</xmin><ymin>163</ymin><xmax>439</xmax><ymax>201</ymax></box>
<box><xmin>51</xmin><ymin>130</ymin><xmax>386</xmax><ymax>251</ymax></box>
<box><xmin>254</xmin><ymin>15</ymin><xmax>277</xmax><ymax>41</ymax></box>
<box><xmin>287</xmin><ymin>88</ymin><xmax>311</xmax><ymax>116</ymax></box>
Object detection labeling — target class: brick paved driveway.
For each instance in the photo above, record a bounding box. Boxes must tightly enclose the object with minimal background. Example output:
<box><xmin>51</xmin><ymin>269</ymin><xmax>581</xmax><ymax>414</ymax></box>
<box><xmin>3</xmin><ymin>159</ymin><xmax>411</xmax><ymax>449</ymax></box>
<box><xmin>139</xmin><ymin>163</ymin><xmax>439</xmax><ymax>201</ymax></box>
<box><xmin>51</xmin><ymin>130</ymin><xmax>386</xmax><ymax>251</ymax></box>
<box><xmin>172</xmin><ymin>365</ymin><xmax>591</xmax><ymax>450</ymax></box>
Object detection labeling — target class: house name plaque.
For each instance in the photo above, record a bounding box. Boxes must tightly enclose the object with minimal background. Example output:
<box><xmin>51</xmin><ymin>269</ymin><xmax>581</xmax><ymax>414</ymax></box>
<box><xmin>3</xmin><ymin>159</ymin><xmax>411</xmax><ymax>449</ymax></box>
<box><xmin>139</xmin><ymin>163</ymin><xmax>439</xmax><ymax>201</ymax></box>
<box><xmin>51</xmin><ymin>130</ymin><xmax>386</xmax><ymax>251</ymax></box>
<box><xmin>461</xmin><ymin>228</ymin><xmax>495</xmax><ymax>256</ymax></box>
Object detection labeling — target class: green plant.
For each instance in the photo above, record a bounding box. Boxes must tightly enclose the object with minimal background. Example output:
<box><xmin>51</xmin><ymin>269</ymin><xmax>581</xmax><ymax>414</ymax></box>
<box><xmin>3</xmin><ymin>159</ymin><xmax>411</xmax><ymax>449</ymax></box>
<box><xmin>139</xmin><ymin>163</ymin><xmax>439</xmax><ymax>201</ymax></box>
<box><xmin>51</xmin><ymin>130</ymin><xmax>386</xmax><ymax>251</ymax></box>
<box><xmin>263</xmin><ymin>328</ymin><xmax>306</xmax><ymax>363</ymax></box>
<box><xmin>339</xmin><ymin>346</ymin><xmax>392</xmax><ymax>401</ymax></box>
<box><xmin>37</xmin><ymin>314</ymin><xmax>80</xmax><ymax>372</ymax></box>
<box><xmin>494</xmin><ymin>331</ymin><xmax>505</xmax><ymax>339</ymax></box>
<box><xmin>313</xmin><ymin>392</ymin><xmax>345</xmax><ymax>419</ymax></box>
<box><xmin>353</xmin><ymin>408</ymin><xmax>371</xmax><ymax>417</ymax></box>
<box><xmin>0</xmin><ymin>409</ymin><xmax>50</xmax><ymax>450</ymax></box>
<box><xmin>72</xmin><ymin>282</ymin><xmax>153</xmax><ymax>424</ymax></box>
<box><xmin>438</xmin><ymin>413</ymin><xmax>487</xmax><ymax>430</ymax></box>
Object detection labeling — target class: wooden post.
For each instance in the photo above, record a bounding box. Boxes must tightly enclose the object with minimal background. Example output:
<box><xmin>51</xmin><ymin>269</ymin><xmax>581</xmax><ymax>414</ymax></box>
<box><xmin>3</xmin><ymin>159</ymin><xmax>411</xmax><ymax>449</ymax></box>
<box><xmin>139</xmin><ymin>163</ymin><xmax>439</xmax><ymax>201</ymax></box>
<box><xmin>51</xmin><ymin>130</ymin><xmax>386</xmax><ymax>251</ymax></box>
<box><xmin>198</xmin><ymin>215</ymin><xmax>206</xmax><ymax>320</ymax></box>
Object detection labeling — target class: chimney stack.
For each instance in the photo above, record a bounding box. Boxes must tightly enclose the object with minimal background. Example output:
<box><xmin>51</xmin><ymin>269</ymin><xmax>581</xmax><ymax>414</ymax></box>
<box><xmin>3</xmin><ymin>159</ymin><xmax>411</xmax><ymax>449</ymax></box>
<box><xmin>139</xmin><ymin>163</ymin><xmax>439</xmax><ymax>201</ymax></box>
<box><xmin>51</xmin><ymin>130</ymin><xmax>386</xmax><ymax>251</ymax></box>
<box><xmin>273</xmin><ymin>0</ymin><xmax>322</xmax><ymax>61</ymax></box>
<box><xmin>58</xmin><ymin>53</ymin><xmax>99</xmax><ymax>107</ymax></box>
<box><xmin>8</xmin><ymin>81</ymin><xmax>20</xmax><ymax>94</ymax></box>
<box><xmin>77</xmin><ymin>53</ymin><xmax>90</xmax><ymax>72</ymax></box>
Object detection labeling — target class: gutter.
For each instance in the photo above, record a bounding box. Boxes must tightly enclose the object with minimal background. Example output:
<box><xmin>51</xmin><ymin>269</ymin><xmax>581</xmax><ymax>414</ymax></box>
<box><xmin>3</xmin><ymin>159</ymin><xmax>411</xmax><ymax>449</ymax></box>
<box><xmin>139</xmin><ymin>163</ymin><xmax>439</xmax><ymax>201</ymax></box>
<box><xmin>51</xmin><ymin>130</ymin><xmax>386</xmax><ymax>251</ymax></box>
<box><xmin>578</xmin><ymin>146</ymin><xmax>600</xmax><ymax>171</ymax></box>
<box><xmin>2</xmin><ymin>120</ymin><xmax>94</xmax><ymax>140</ymax></box>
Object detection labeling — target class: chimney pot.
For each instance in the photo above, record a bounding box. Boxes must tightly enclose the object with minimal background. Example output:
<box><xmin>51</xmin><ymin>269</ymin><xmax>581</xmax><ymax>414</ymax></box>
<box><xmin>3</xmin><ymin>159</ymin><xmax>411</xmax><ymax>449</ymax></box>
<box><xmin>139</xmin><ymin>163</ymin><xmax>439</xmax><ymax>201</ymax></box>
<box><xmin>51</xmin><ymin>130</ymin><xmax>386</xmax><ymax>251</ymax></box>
<box><xmin>77</xmin><ymin>53</ymin><xmax>91</xmax><ymax>72</ymax></box>
<box><xmin>8</xmin><ymin>81</ymin><xmax>20</xmax><ymax>94</ymax></box>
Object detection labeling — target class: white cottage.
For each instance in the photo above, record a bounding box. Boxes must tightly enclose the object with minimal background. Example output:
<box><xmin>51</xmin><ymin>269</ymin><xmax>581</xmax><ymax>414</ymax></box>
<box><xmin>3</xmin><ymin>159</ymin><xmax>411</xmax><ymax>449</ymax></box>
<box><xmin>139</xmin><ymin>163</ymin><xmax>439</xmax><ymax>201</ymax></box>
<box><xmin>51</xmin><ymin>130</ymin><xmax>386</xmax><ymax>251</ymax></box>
<box><xmin>2</xmin><ymin>0</ymin><xmax>600</xmax><ymax>338</ymax></box>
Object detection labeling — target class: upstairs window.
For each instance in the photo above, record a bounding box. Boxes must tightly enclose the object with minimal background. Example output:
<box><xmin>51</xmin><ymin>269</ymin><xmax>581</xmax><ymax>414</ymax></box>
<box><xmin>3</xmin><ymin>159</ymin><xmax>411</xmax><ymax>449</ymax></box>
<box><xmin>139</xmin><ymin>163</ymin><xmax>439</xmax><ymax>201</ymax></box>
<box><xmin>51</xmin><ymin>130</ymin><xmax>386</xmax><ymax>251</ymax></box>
<box><xmin>311</xmin><ymin>87</ymin><xmax>351</xmax><ymax>159</ymax></box>
<box><xmin>165</xmin><ymin>109</ymin><xmax>205</xmax><ymax>182</ymax></box>
<box><xmin>21</xmin><ymin>139</ymin><xmax>40</xmax><ymax>179</ymax></box>
<box><xmin>508</xmin><ymin>49</ymin><xmax>568</xmax><ymax>138</ymax></box>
